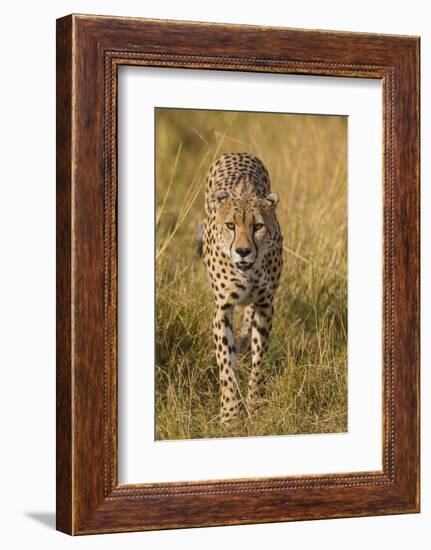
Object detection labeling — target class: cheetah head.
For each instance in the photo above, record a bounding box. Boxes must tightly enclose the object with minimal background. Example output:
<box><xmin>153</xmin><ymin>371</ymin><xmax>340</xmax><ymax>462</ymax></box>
<box><xmin>211</xmin><ymin>190</ymin><xmax>279</xmax><ymax>272</ymax></box>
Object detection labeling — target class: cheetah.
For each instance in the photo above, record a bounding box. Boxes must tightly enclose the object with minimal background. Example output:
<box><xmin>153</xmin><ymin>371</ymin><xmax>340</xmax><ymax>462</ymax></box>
<box><xmin>200</xmin><ymin>152</ymin><xmax>283</xmax><ymax>423</ymax></box>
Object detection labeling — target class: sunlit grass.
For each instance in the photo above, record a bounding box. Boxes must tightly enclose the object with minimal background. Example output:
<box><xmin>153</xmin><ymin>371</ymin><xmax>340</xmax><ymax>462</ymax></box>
<box><xmin>155</xmin><ymin>108</ymin><xmax>347</xmax><ymax>440</ymax></box>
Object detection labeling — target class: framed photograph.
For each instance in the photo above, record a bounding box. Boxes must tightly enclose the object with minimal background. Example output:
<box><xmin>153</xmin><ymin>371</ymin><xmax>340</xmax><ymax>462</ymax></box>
<box><xmin>56</xmin><ymin>14</ymin><xmax>420</xmax><ymax>535</ymax></box>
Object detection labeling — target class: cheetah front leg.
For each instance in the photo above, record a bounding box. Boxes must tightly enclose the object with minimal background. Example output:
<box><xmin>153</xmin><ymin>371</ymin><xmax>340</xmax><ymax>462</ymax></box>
<box><xmin>236</xmin><ymin>304</ymin><xmax>255</xmax><ymax>355</ymax></box>
<box><xmin>213</xmin><ymin>307</ymin><xmax>240</xmax><ymax>423</ymax></box>
<box><xmin>247</xmin><ymin>302</ymin><xmax>274</xmax><ymax>408</ymax></box>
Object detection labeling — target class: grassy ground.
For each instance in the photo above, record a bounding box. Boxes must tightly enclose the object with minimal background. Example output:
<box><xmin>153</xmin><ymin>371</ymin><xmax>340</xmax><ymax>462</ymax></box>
<box><xmin>155</xmin><ymin>108</ymin><xmax>347</xmax><ymax>440</ymax></box>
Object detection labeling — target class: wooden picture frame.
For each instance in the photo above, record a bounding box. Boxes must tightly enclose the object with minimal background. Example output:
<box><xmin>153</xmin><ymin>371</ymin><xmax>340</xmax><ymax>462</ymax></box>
<box><xmin>56</xmin><ymin>14</ymin><xmax>420</xmax><ymax>535</ymax></box>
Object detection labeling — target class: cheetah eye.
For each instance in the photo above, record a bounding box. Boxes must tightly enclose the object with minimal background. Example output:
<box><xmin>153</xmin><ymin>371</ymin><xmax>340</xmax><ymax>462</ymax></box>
<box><xmin>253</xmin><ymin>223</ymin><xmax>264</xmax><ymax>231</ymax></box>
<box><xmin>225</xmin><ymin>222</ymin><xmax>235</xmax><ymax>230</ymax></box>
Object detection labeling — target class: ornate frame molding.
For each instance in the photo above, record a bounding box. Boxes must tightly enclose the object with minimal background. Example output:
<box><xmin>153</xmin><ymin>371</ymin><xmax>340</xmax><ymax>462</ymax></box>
<box><xmin>57</xmin><ymin>14</ymin><xmax>419</xmax><ymax>534</ymax></box>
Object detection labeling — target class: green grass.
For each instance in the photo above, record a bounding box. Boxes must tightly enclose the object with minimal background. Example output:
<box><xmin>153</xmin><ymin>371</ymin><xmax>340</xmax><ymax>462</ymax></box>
<box><xmin>155</xmin><ymin>108</ymin><xmax>347</xmax><ymax>440</ymax></box>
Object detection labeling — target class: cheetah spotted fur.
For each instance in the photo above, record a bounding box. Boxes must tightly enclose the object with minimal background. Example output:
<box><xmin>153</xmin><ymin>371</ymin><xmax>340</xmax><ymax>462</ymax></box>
<box><xmin>200</xmin><ymin>152</ymin><xmax>283</xmax><ymax>423</ymax></box>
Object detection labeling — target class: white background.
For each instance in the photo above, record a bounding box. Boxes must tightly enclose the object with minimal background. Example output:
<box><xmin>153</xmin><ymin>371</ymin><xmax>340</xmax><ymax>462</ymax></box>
<box><xmin>118</xmin><ymin>68</ymin><xmax>382</xmax><ymax>483</ymax></box>
<box><xmin>0</xmin><ymin>1</ymin><xmax>428</xmax><ymax>548</ymax></box>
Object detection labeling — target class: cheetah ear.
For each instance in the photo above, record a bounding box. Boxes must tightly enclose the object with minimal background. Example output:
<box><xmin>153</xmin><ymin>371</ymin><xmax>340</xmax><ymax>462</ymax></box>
<box><xmin>213</xmin><ymin>190</ymin><xmax>229</xmax><ymax>203</ymax></box>
<box><xmin>264</xmin><ymin>193</ymin><xmax>279</xmax><ymax>207</ymax></box>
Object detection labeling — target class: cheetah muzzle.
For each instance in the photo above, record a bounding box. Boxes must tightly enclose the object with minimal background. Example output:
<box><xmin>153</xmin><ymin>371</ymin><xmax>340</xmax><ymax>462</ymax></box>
<box><xmin>200</xmin><ymin>152</ymin><xmax>283</xmax><ymax>424</ymax></box>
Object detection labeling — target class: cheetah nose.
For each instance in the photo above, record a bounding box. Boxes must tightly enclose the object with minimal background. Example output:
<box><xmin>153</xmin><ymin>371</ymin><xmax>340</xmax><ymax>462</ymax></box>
<box><xmin>235</xmin><ymin>247</ymin><xmax>252</xmax><ymax>258</ymax></box>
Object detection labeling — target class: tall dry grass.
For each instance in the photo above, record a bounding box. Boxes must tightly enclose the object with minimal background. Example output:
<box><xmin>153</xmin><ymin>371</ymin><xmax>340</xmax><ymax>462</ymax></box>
<box><xmin>155</xmin><ymin>108</ymin><xmax>347</xmax><ymax>440</ymax></box>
